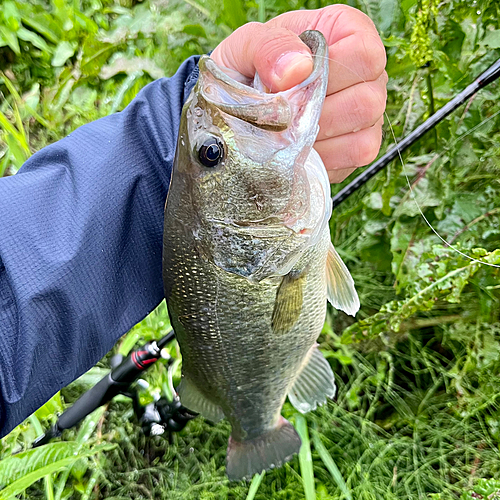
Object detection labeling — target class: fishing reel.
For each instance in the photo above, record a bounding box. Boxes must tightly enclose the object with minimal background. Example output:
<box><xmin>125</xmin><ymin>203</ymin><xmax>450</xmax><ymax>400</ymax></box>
<box><xmin>33</xmin><ymin>332</ymin><xmax>196</xmax><ymax>447</ymax></box>
<box><xmin>134</xmin><ymin>393</ymin><xmax>197</xmax><ymax>438</ymax></box>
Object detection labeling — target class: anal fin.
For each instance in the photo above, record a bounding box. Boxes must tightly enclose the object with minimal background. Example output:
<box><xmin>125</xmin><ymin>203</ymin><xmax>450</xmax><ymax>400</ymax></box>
<box><xmin>177</xmin><ymin>377</ymin><xmax>224</xmax><ymax>423</ymax></box>
<box><xmin>288</xmin><ymin>345</ymin><xmax>336</xmax><ymax>414</ymax></box>
<box><xmin>327</xmin><ymin>242</ymin><xmax>360</xmax><ymax>317</ymax></box>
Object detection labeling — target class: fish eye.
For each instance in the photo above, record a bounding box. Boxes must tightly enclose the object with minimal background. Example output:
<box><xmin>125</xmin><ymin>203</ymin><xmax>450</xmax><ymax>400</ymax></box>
<box><xmin>198</xmin><ymin>137</ymin><xmax>224</xmax><ymax>168</ymax></box>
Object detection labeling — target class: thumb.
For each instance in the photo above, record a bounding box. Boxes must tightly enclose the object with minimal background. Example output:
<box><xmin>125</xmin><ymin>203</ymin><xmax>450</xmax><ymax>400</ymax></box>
<box><xmin>211</xmin><ymin>22</ymin><xmax>313</xmax><ymax>92</ymax></box>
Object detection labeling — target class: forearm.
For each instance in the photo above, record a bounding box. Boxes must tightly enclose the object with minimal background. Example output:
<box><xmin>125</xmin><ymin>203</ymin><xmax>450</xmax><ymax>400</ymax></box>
<box><xmin>0</xmin><ymin>55</ymin><xmax>200</xmax><ymax>438</ymax></box>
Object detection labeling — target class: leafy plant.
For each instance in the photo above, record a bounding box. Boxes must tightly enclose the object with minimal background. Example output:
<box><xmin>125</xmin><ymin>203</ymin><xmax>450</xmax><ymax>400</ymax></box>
<box><xmin>1</xmin><ymin>0</ymin><xmax>500</xmax><ymax>499</ymax></box>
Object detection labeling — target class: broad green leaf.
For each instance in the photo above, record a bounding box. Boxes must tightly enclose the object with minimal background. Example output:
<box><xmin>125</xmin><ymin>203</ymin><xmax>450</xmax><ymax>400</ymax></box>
<box><xmin>441</xmin><ymin>20</ymin><xmax>465</xmax><ymax>61</ymax></box>
<box><xmin>5</xmin><ymin>132</ymin><xmax>30</xmax><ymax>168</ymax></box>
<box><xmin>110</xmin><ymin>71</ymin><xmax>143</xmax><ymax>113</ymax></box>
<box><xmin>76</xmin><ymin>407</ymin><xmax>106</xmax><ymax>446</ymax></box>
<box><xmin>182</xmin><ymin>24</ymin><xmax>207</xmax><ymax>37</ymax></box>
<box><xmin>0</xmin><ymin>26</ymin><xmax>20</xmax><ymax>54</ymax></box>
<box><xmin>0</xmin><ymin>153</ymin><xmax>9</xmax><ymax>177</ymax></box>
<box><xmin>100</xmin><ymin>57</ymin><xmax>163</xmax><ymax>80</ymax></box>
<box><xmin>19</xmin><ymin>11</ymin><xmax>62</xmax><ymax>44</ymax></box>
<box><xmin>0</xmin><ymin>442</ymin><xmax>78</xmax><ymax>487</ymax></box>
<box><xmin>394</xmin><ymin>177</ymin><xmax>441</xmax><ymax>217</ymax></box>
<box><xmin>378</xmin><ymin>0</ymin><xmax>398</xmax><ymax>34</ymax></box>
<box><xmin>51</xmin><ymin>41</ymin><xmax>77</xmax><ymax>67</ymax></box>
<box><xmin>364</xmin><ymin>192</ymin><xmax>383</xmax><ymax>210</ymax></box>
<box><xmin>0</xmin><ymin>443</ymin><xmax>115</xmax><ymax>499</ymax></box>
<box><xmin>16</xmin><ymin>27</ymin><xmax>52</xmax><ymax>53</ymax></box>
<box><xmin>2</xmin><ymin>1</ymin><xmax>21</xmax><ymax>30</ymax></box>
<box><xmin>80</xmin><ymin>38</ymin><xmax>114</xmax><ymax>77</ymax></box>
<box><xmin>118</xmin><ymin>331</ymin><xmax>141</xmax><ymax>356</ymax></box>
<box><xmin>69</xmin><ymin>459</ymin><xmax>88</xmax><ymax>482</ymax></box>
<box><xmin>73</xmin><ymin>10</ymin><xmax>98</xmax><ymax>35</ymax></box>
<box><xmin>482</xmin><ymin>30</ymin><xmax>500</xmax><ymax>49</ymax></box>
<box><xmin>69</xmin><ymin>85</ymin><xmax>97</xmax><ymax>109</ymax></box>
<box><xmin>222</xmin><ymin>0</ymin><xmax>246</xmax><ymax>28</ymax></box>
<box><xmin>73</xmin><ymin>367</ymin><xmax>110</xmax><ymax>387</ymax></box>
<box><xmin>400</xmin><ymin>0</ymin><xmax>417</xmax><ymax>14</ymax></box>
<box><xmin>51</xmin><ymin>78</ymin><xmax>76</xmax><ymax>113</ymax></box>
<box><xmin>342</xmin><ymin>248</ymin><xmax>500</xmax><ymax>344</ymax></box>
<box><xmin>34</xmin><ymin>392</ymin><xmax>63</xmax><ymax>420</ymax></box>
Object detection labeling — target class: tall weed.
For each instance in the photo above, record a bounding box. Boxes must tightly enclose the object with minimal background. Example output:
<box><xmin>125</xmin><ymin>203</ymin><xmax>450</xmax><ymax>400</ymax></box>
<box><xmin>1</xmin><ymin>0</ymin><xmax>500</xmax><ymax>498</ymax></box>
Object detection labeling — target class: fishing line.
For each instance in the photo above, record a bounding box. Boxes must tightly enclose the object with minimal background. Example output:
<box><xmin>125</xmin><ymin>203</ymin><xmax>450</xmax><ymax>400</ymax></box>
<box><xmin>385</xmin><ymin>112</ymin><xmax>500</xmax><ymax>269</ymax></box>
<box><xmin>311</xmin><ymin>52</ymin><xmax>500</xmax><ymax>269</ymax></box>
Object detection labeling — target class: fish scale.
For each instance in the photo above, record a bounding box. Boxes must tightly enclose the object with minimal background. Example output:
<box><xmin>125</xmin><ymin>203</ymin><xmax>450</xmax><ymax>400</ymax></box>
<box><xmin>166</xmin><ymin>224</ymin><xmax>330</xmax><ymax>436</ymax></box>
<box><xmin>163</xmin><ymin>30</ymin><xmax>360</xmax><ymax>480</ymax></box>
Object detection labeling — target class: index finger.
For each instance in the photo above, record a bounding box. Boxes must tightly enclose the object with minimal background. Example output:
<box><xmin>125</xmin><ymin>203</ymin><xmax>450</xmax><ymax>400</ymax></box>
<box><xmin>268</xmin><ymin>5</ymin><xmax>386</xmax><ymax>94</ymax></box>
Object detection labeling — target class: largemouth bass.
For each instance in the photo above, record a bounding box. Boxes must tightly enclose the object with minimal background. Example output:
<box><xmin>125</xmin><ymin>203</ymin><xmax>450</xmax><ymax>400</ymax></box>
<box><xmin>163</xmin><ymin>30</ymin><xmax>360</xmax><ymax>480</ymax></box>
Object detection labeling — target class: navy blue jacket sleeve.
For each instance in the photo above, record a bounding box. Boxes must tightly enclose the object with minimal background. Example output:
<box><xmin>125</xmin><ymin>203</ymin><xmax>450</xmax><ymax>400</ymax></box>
<box><xmin>0</xmin><ymin>55</ymin><xmax>200</xmax><ymax>438</ymax></box>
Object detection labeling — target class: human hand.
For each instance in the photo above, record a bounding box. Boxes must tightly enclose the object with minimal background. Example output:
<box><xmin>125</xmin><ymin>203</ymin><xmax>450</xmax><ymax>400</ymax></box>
<box><xmin>211</xmin><ymin>6</ymin><xmax>387</xmax><ymax>183</ymax></box>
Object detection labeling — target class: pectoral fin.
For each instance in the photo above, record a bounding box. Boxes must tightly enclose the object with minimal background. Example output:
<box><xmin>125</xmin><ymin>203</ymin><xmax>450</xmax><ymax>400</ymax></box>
<box><xmin>288</xmin><ymin>345</ymin><xmax>336</xmax><ymax>414</ymax></box>
<box><xmin>326</xmin><ymin>243</ymin><xmax>360</xmax><ymax>317</ymax></box>
<box><xmin>271</xmin><ymin>271</ymin><xmax>306</xmax><ymax>334</ymax></box>
<box><xmin>177</xmin><ymin>377</ymin><xmax>224</xmax><ymax>423</ymax></box>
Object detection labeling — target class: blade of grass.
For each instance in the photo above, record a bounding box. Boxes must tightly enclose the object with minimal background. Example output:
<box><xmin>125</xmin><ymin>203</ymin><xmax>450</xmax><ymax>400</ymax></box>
<box><xmin>246</xmin><ymin>471</ymin><xmax>264</xmax><ymax>500</ymax></box>
<box><xmin>258</xmin><ymin>0</ymin><xmax>266</xmax><ymax>23</ymax></box>
<box><xmin>295</xmin><ymin>414</ymin><xmax>316</xmax><ymax>500</ymax></box>
<box><xmin>0</xmin><ymin>110</ymin><xmax>30</xmax><ymax>155</ymax></box>
<box><xmin>11</xmin><ymin>102</ymin><xmax>25</xmax><ymax>143</ymax></box>
<box><xmin>55</xmin><ymin>407</ymin><xmax>106</xmax><ymax>500</ymax></box>
<box><xmin>80</xmin><ymin>469</ymin><xmax>101</xmax><ymax>500</ymax></box>
<box><xmin>0</xmin><ymin>153</ymin><xmax>9</xmax><ymax>177</ymax></box>
<box><xmin>183</xmin><ymin>0</ymin><xmax>215</xmax><ymax>22</ymax></box>
<box><xmin>29</xmin><ymin>415</ymin><xmax>55</xmax><ymax>500</ymax></box>
<box><xmin>0</xmin><ymin>443</ymin><xmax>116</xmax><ymax>499</ymax></box>
<box><xmin>110</xmin><ymin>71</ymin><xmax>143</xmax><ymax>114</ymax></box>
<box><xmin>0</xmin><ymin>72</ymin><xmax>52</xmax><ymax>130</ymax></box>
<box><xmin>311</xmin><ymin>429</ymin><xmax>352</xmax><ymax>500</ymax></box>
<box><xmin>44</xmin><ymin>473</ymin><xmax>55</xmax><ymax>500</ymax></box>
<box><xmin>118</xmin><ymin>331</ymin><xmax>141</xmax><ymax>356</ymax></box>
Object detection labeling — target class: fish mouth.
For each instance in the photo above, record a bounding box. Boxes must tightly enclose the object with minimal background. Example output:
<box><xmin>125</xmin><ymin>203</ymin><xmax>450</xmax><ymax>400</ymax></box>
<box><xmin>196</xmin><ymin>30</ymin><xmax>329</xmax><ymax>132</ymax></box>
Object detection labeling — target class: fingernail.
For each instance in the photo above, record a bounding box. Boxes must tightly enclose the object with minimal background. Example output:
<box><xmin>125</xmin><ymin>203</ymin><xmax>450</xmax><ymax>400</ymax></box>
<box><xmin>274</xmin><ymin>51</ymin><xmax>313</xmax><ymax>81</ymax></box>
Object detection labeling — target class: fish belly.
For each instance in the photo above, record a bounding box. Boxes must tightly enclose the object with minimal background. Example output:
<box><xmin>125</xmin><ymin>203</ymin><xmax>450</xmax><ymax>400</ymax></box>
<box><xmin>164</xmin><ymin>225</ymin><xmax>329</xmax><ymax>441</ymax></box>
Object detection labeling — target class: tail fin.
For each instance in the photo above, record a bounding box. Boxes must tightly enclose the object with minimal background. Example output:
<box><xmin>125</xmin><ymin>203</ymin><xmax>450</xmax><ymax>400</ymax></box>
<box><xmin>226</xmin><ymin>417</ymin><xmax>301</xmax><ymax>481</ymax></box>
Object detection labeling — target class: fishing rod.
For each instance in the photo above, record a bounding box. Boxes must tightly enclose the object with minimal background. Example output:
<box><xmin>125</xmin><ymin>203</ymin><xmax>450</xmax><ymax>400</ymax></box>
<box><xmin>33</xmin><ymin>330</ymin><xmax>196</xmax><ymax>447</ymax></box>
<box><xmin>33</xmin><ymin>58</ymin><xmax>500</xmax><ymax>448</ymax></box>
<box><xmin>332</xmin><ymin>57</ymin><xmax>500</xmax><ymax>209</ymax></box>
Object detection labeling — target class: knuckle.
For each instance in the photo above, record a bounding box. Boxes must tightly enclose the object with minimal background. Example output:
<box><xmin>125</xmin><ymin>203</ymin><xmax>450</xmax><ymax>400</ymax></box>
<box><xmin>359</xmin><ymin>35</ymin><xmax>387</xmax><ymax>81</ymax></box>
<box><xmin>346</xmin><ymin>83</ymin><xmax>385</xmax><ymax>131</ymax></box>
<box><xmin>255</xmin><ymin>27</ymin><xmax>303</xmax><ymax>62</ymax></box>
<box><xmin>328</xmin><ymin>167</ymin><xmax>356</xmax><ymax>184</ymax></box>
<box><xmin>234</xmin><ymin>22</ymin><xmax>263</xmax><ymax>47</ymax></box>
<box><xmin>354</xmin><ymin>128</ymin><xmax>382</xmax><ymax>167</ymax></box>
<box><xmin>358</xmin><ymin>85</ymin><xmax>385</xmax><ymax>127</ymax></box>
<box><xmin>318</xmin><ymin>4</ymin><xmax>350</xmax><ymax>22</ymax></box>
<box><xmin>370</xmin><ymin>81</ymin><xmax>388</xmax><ymax>120</ymax></box>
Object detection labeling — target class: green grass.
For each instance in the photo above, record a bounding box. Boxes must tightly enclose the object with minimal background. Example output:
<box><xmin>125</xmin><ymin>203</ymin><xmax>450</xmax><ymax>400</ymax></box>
<box><xmin>1</xmin><ymin>0</ymin><xmax>500</xmax><ymax>498</ymax></box>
